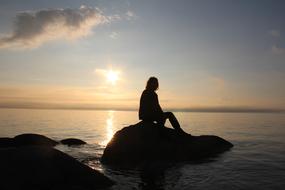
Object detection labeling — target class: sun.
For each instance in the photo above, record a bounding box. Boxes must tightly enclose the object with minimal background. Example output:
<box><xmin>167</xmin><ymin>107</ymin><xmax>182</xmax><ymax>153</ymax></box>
<box><xmin>106</xmin><ymin>70</ymin><xmax>119</xmax><ymax>85</ymax></box>
<box><xmin>95</xmin><ymin>68</ymin><xmax>121</xmax><ymax>85</ymax></box>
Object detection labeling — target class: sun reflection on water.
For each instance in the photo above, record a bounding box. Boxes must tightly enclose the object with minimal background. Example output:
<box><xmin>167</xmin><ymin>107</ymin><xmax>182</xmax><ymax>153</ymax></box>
<box><xmin>100</xmin><ymin>111</ymin><xmax>115</xmax><ymax>146</ymax></box>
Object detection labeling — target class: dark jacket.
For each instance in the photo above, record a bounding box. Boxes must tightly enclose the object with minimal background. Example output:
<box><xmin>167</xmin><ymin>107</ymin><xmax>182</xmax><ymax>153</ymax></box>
<box><xmin>139</xmin><ymin>89</ymin><xmax>163</xmax><ymax>121</ymax></box>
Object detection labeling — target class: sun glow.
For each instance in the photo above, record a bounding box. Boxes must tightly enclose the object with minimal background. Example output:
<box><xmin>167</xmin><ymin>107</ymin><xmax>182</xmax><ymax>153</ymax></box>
<box><xmin>95</xmin><ymin>68</ymin><xmax>121</xmax><ymax>85</ymax></box>
<box><xmin>106</xmin><ymin>70</ymin><xmax>119</xmax><ymax>85</ymax></box>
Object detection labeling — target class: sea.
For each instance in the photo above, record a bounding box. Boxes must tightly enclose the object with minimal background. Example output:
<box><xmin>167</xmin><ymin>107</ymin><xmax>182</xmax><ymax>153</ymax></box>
<box><xmin>0</xmin><ymin>108</ymin><xmax>285</xmax><ymax>190</ymax></box>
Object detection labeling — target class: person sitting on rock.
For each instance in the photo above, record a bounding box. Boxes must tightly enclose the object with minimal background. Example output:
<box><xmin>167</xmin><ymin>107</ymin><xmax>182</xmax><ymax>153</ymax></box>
<box><xmin>139</xmin><ymin>76</ymin><xmax>187</xmax><ymax>134</ymax></box>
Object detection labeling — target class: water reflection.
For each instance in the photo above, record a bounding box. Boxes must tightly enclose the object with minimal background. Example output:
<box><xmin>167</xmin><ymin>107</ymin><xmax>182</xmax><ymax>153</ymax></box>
<box><xmin>140</xmin><ymin>163</ymin><xmax>166</xmax><ymax>190</ymax></box>
<box><xmin>101</xmin><ymin>111</ymin><xmax>115</xmax><ymax>146</ymax></box>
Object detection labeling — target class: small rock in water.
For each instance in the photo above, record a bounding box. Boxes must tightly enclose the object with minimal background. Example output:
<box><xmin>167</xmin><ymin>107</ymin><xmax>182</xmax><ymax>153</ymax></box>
<box><xmin>14</xmin><ymin>133</ymin><xmax>58</xmax><ymax>147</ymax></box>
<box><xmin>60</xmin><ymin>138</ymin><xmax>87</xmax><ymax>146</ymax></box>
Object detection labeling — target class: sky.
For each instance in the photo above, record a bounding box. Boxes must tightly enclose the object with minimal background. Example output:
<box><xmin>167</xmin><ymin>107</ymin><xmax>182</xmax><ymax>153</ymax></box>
<box><xmin>0</xmin><ymin>0</ymin><xmax>285</xmax><ymax>111</ymax></box>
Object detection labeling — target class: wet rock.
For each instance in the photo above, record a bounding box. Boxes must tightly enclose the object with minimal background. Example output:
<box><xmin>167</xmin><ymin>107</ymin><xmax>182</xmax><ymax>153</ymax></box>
<box><xmin>101</xmin><ymin>121</ymin><xmax>233</xmax><ymax>166</ymax></box>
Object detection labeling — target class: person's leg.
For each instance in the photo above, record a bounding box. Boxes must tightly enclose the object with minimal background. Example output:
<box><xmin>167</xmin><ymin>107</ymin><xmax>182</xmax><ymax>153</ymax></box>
<box><xmin>156</xmin><ymin>112</ymin><xmax>189</xmax><ymax>136</ymax></box>
<box><xmin>164</xmin><ymin>112</ymin><xmax>189</xmax><ymax>135</ymax></box>
<box><xmin>156</xmin><ymin>114</ymin><xmax>167</xmax><ymax>127</ymax></box>
<box><xmin>163</xmin><ymin>112</ymin><xmax>181</xmax><ymax>130</ymax></box>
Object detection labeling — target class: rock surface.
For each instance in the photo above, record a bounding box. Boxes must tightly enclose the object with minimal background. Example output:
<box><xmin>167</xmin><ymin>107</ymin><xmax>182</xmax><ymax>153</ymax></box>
<box><xmin>101</xmin><ymin>122</ymin><xmax>233</xmax><ymax>166</ymax></box>
<box><xmin>0</xmin><ymin>146</ymin><xmax>114</xmax><ymax>190</ymax></box>
<box><xmin>60</xmin><ymin>138</ymin><xmax>87</xmax><ymax>146</ymax></box>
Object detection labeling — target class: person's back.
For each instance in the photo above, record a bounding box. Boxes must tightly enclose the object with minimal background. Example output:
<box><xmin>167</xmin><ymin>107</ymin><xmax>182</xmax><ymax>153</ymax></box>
<box><xmin>139</xmin><ymin>89</ymin><xmax>163</xmax><ymax>121</ymax></box>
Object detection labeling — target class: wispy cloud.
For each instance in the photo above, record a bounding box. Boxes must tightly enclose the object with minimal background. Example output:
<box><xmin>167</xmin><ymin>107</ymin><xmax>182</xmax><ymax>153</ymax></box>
<box><xmin>109</xmin><ymin>31</ymin><xmax>119</xmax><ymax>39</ymax></box>
<box><xmin>125</xmin><ymin>10</ymin><xmax>137</xmax><ymax>20</ymax></box>
<box><xmin>269</xmin><ymin>29</ymin><xmax>281</xmax><ymax>37</ymax></box>
<box><xmin>268</xmin><ymin>30</ymin><xmax>285</xmax><ymax>54</ymax></box>
<box><xmin>272</xmin><ymin>45</ymin><xmax>285</xmax><ymax>54</ymax></box>
<box><xmin>0</xmin><ymin>6</ymin><xmax>109</xmax><ymax>49</ymax></box>
<box><xmin>210</xmin><ymin>76</ymin><xmax>226</xmax><ymax>90</ymax></box>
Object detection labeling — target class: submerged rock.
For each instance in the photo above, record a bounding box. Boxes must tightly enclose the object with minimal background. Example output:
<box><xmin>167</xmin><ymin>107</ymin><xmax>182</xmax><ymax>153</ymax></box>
<box><xmin>101</xmin><ymin>122</ymin><xmax>233</xmax><ymax>166</ymax></box>
<box><xmin>60</xmin><ymin>138</ymin><xmax>87</xmax><ymax>146</ymax></box>
<box><xmin>0</xmin><ymin>146</ymin><xmax>114</xmax><ymax>190</ymax></box>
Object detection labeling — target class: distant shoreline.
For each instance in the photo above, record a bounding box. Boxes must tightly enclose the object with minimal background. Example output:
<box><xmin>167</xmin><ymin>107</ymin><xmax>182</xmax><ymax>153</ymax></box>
<box><xmin>0</xmin><ymin>106</ymin><xmax>284</xmax><ymax>113</ymax></box>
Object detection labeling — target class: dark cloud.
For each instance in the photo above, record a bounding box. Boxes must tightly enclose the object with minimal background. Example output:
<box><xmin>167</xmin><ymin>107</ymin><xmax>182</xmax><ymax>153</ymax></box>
<box><xmin>0</xmin><ymin>6</ymin><xmax>109</xmax><ymax>49</ymax></box>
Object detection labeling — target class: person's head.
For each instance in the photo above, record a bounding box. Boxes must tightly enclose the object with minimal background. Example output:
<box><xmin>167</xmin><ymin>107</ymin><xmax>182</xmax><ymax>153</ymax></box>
<box><xmin>146</xmin><ymin>77</ymin><xmax>159</xmax><ymax>91</ymax></box>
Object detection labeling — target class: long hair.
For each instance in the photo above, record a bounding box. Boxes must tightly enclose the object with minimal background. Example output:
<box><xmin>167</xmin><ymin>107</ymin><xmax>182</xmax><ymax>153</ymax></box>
<box><xmin>146</xmin><ymin>77</ymin><xmax>159</xmax><ymax>91</ymax></box>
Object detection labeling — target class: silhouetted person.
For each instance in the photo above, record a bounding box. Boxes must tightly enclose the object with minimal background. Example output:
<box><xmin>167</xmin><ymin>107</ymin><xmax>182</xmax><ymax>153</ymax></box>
<box><xmin>139</xmin><ymin>77</ymin><xmax>186</xmax><ymax>134</ymax></box>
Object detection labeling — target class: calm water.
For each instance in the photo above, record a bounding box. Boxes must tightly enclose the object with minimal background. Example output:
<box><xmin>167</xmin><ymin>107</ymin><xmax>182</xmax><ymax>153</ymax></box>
<box><xmin>1</xmin><ymin>108</ymin><xmax>285</xmax><ymax>189</ymax></box>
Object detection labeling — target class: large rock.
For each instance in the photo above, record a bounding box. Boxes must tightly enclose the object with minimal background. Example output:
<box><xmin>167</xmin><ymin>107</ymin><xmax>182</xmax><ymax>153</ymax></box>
<box><xmin>101</xmin><ymin>122</ymin><xmax>233</xmax><ymax>166</ymax></box>
<box><xmin>0</xmin><ymin>146</ymin><xmax>114</xmax><ymax>190</ymax></box>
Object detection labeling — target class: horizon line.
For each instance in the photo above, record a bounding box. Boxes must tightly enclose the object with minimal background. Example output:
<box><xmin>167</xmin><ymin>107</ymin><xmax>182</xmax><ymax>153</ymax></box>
<box><xmin>0</xmin><ymin>104</ymin><xmax>284</xmax><ymax>113</ymax></box>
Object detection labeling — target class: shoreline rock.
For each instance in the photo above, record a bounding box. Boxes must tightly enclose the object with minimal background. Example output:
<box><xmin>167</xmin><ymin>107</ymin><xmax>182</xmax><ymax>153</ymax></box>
<box><xmin>0</xmin><ymin>146</ymin><xmax>114</xmax><ymax>190</ymax></box>
<box><xmin>0</xmin><ymin>134</ymin><xmax>113</xmax><ymax>189</ymax></box>
<box><xmin>101</xmin><ymin>122</ymin><xmax>234</xmax><ymax>166</ymax></box>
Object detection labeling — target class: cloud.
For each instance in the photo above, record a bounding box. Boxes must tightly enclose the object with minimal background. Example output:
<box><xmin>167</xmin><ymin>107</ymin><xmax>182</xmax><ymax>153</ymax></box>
<box><xmin>109</xmin><ymin>31</ymin><xmax>119</xmax><ymax>39</ymax></box>
<box><xmin>125</xmin><ymin>10</ymin><xmax>137</xmax><ymax>20</ymax></box>
<box><xmin>269</xmin><ymin>30</ymin><xmax>281</xmax><ymax>37</ymax></box>
<box><xmin>0</xmin><ymin>6</ymin><xmax>109</xmax><ymax>49</ymax></box>
<box><xmin>272</xmin><ymin>45</ymin><xmax>285</xmax><ymax>54</ymax></box>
